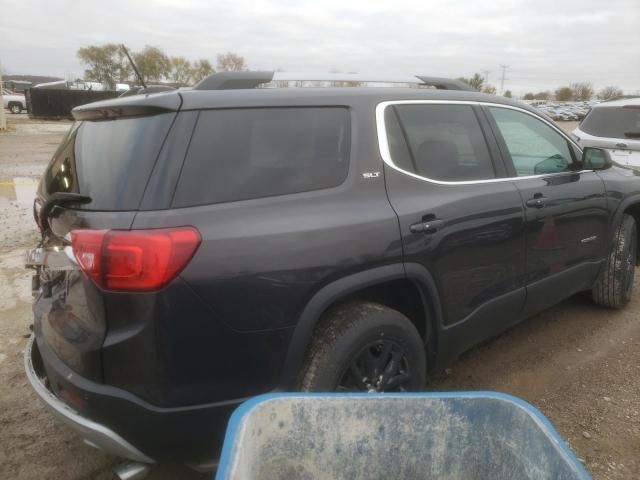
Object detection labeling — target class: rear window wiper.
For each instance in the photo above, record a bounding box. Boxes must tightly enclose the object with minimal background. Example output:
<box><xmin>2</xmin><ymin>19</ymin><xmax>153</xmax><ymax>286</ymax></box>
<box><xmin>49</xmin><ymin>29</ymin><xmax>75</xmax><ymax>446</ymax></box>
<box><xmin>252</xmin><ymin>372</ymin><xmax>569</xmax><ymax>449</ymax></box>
<box><xmin>624</xmin><ymin>132</ymin><xmax>640</xmax><ymax>139</ymax></box>
<box><xmin>38</xmin><ymin>192</ymin><xmax>92</xmax><ymax>232</ymax></box>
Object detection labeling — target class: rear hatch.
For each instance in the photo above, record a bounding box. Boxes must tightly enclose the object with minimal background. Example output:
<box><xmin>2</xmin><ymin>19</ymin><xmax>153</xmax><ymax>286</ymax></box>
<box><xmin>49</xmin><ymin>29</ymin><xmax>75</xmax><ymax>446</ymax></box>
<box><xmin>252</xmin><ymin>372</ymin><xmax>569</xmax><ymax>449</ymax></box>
<box><xmin>29</xmin><ymin>95</ymin><xmax>180</xmax><ymax>382</ymax></box>
<box><xmin>577</xmin><ymin>104</ymin><xmax>640</xmax><ymax>167</ymax></box>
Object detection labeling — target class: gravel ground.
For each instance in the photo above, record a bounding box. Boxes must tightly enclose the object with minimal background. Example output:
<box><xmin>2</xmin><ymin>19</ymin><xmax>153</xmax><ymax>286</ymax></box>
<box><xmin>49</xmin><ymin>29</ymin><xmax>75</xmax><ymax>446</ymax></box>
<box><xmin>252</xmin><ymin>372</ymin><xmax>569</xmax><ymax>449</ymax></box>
<box><xmin>0</xmin><ymin>116</ymin><xmax>637</xmax><ymax>479</ymax></box>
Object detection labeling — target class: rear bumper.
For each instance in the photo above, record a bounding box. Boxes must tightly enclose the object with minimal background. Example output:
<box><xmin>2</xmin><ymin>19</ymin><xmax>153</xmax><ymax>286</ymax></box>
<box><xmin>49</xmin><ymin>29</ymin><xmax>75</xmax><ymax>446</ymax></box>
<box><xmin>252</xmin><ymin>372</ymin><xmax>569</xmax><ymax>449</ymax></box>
<box><xmin>24</xmin><ymin>335</ymin><xmax>154</xmax><ymax>463</ymax></box>
<box><xmin>24</xmin><ymin>334</ymin><xmax>243</xmax><ymax>464</ymax></box>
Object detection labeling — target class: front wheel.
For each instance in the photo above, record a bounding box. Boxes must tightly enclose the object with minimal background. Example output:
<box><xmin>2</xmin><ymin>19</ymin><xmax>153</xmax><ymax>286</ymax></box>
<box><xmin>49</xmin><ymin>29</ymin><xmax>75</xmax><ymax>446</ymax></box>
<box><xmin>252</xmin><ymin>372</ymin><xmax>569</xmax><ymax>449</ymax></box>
<box><xmin>592</xmin><ymin>213</ymin><xmax>637</xmax><ymax>308</ymax></box>
<box><xmin>299</xmin><ymin>302</ymin><xmax>426</xmax><ymax>392</ymax></box>
<box><xmin>9</xmin><ymin>103</ymin><xmax>22</xmax><ymax>114</ymax></box>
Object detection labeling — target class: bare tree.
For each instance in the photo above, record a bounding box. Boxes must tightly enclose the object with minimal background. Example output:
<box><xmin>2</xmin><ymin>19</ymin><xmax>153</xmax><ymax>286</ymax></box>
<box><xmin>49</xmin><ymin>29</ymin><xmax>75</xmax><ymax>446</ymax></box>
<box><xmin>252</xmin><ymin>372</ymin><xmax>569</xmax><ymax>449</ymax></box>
<box><xmin>570</xmin><ymin>82</ymin><xmax>594</xmax><ymax>101</ymax></box>
<box><xmin>216</xmin><ymin>52</ymin><xmax>246</xmax><ymax>72</ymax></box>
<box><xmin>555</xmin><ymin>86</ymin><xmax>573</xmax><ymax>101</ymax></box>
<box><xmin>482</xmin><ymin>84</ymin><xmax>497</xmax><ymax>94</ymax></box>
<box><xmin>190</xmin><ymin>59</ymin><xmax>214</xmax><ymax>84</ymax></box>
<box><xmin>77</xmin><ymin>44</ymin><xmax>132</xmax><ymax>89</ymax></box>
<box><xmin>598</xmin><ymin>86</ymin><xmax>624</xmax><ymax>101</ymax></box>
<box><xmin>169</xmin><ymin>57</ymin><xmax>193</xmax><ymax>86</ymax></box>
<box><xmin>133</xmin><ymin>46</ymin><xmax>171</xmax><ymax>83</ymax></box>
<box><xmin>533</xmin><ymin>91</ymin><xmax>550</xmax><ymax>100</ymax></box>
<box><xmin>458</xmin><ymin>73</ymin><xmax>485</xmax><ymax>91</ymax></box>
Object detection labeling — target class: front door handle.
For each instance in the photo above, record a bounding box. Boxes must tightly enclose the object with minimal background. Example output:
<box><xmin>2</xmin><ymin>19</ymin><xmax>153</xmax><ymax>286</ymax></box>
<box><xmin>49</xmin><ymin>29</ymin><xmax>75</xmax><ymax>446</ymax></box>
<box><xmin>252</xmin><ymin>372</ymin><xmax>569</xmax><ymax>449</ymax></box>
<box><xmin>410</xmin><ymin>219</ymin><xmax>444</xmax><ymax>234</ymax></box>
<box><xmin>526</xmin><ymin>195</ymin><xmax>547</xmax><ymax>208</ymax></box>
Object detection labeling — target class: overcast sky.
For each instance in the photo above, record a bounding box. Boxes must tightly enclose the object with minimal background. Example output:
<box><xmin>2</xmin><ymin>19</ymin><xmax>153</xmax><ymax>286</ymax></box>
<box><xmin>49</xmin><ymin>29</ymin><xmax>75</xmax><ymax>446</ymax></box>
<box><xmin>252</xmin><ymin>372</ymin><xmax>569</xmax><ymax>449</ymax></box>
<box><xmin>1</xmin><ymin>0</ymin><xmax>639</xmax><ymax>95</ymax></box>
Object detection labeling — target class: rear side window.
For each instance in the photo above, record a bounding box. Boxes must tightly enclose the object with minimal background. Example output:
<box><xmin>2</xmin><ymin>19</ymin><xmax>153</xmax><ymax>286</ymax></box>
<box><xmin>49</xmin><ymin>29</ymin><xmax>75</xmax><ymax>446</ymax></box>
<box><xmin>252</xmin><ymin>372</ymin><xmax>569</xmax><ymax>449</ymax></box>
<box><xmin>173</xmin><ymin>107</ymin><xmax>350</xmax><ymax>207</ymax></box>
<box><xmin>44</xmin><ymin>113</ymin><xmax>175</xmax><ymax>210</ymax></box>
<box><xmin>384</xmin><ymin>104</ymin><xmax>495</xmax><ymax>181</ymax></box>
<box><xmin>580</xmin><ymin>107</ymin><xmax>640</xmax><ymax>139</ymax></box>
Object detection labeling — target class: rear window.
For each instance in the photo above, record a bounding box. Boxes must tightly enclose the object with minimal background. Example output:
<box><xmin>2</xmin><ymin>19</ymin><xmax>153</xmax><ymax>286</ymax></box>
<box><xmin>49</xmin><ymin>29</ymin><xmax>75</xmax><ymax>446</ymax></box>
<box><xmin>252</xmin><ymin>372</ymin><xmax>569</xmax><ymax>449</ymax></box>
<box><xmin>172</xmin><ymin>107</ymin><xmax>350</xmax><ymax>207</ymax></box>
<box><xmin>384</xmin><ymin>104</ymin><xmax>495</xmax><ymax>181</ymax></box>
<box><xmin>580</xmin><ymin>107</ymin><xmax>640</xmax><ymax>139</ymax></box>
<box><xmin>44</xmin><ymin>113</ymin><xmax>175</xmax><ymax>210</ymax></box>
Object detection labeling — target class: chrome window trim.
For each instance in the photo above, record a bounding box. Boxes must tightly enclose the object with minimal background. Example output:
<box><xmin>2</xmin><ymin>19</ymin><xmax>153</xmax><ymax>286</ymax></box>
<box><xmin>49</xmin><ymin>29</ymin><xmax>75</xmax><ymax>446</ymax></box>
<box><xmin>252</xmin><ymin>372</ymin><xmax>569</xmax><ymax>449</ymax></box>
<box><xmin>375</xmin><ymin>100</ymin><xmax>587</xmax><ymax>186</ymax></box>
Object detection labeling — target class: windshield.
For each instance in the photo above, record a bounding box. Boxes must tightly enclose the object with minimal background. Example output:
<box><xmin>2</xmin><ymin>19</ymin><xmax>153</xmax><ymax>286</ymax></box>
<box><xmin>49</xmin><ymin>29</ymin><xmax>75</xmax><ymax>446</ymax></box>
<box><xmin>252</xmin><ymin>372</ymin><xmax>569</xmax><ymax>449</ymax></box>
<box><xmin>580</xmin><ymin>106</ymin><xmax>640</xmax><ymax>139</ymax></box>
<box><xmin>43</xmin><ymin>113</ymin><xmax>175</xmax><ymax>210</ymax></box>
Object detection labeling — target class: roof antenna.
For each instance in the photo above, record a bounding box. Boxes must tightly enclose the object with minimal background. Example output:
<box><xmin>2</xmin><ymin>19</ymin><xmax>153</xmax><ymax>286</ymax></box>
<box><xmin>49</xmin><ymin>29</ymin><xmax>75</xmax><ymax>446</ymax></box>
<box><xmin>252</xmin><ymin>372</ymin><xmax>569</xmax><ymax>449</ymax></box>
<box><xmin>121</xmin><ymin>44</ymin><xmax>147</xmax><ymax>89</ymax></box>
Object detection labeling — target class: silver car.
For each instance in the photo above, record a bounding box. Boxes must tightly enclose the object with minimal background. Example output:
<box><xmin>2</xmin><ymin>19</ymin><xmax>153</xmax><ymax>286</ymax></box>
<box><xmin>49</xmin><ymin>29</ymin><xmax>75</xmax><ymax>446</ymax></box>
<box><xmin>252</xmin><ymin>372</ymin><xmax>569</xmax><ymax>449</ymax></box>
<box><xmin>573</xmin><ymin>98</ymin><xmax>640</xmax><ymax>168</ymax></box>
<box><xmin>2</xmin><ymin>88</ymin><xmax>27</xmax><ymax>114</ymax></box>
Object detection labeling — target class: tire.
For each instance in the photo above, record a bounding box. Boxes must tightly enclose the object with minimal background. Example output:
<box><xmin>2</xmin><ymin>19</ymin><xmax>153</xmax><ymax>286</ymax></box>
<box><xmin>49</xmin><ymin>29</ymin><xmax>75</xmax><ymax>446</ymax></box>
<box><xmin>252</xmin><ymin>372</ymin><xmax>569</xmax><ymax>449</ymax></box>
<box><xmin>299</xmin><ymin>302</ymin><xmax>426</xmax><ymax>392</ymax></box>
<box><xmin>592</xmin><ymin>213</ymin><xmax>637</xmax><ymax>308</ymax></box>
<box><xmin>9</xmin><ymin>103</ymin><xmax>22</xmax><ymax>114</ymax></box>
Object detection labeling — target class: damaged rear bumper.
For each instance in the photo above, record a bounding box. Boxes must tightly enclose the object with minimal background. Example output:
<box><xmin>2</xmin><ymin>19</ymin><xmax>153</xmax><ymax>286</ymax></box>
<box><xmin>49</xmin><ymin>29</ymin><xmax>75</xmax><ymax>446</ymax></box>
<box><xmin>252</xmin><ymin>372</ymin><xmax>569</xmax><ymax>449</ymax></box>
<box><xmin>24</xmin><ymin>335</ymin><xmax>154</xmax><ymax>463</ymax></box>
<box><xmin>24</xmin><ymin>333</ymin><xmax>242</xmax><ymax>464</ymax></box>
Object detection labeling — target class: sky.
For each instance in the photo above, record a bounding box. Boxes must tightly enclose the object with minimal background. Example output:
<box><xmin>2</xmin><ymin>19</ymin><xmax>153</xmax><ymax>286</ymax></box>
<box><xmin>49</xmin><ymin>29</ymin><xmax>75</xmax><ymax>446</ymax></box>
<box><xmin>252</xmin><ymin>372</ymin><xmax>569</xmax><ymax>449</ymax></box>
<box><xmin>1</xmin><ymin>0</ymin><xmax>639</xmax><ymax>95</ymax></box>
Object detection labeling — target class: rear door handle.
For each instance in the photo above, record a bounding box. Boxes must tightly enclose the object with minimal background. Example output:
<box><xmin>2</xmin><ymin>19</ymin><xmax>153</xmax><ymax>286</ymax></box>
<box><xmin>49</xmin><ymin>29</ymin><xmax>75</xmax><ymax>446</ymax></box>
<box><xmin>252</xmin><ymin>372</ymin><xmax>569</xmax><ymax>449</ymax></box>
<box><xmin>525</xmin><ymin>196</ymin><xmax>547</xmax><ymax>208</ymax></box>
<box><xmin>410</xmin><ymin>219</ymin><xmax>444</xmax><ymax>234</ymax></box>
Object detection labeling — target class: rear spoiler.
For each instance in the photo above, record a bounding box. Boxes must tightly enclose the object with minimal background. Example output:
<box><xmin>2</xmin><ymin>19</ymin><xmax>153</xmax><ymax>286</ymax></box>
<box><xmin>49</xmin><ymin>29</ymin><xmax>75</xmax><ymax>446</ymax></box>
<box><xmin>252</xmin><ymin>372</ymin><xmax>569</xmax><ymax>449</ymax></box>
<box><xmin>71</xmin><ymin>90</ymin><xmax>181</xmax><ymax>121</ymax></box>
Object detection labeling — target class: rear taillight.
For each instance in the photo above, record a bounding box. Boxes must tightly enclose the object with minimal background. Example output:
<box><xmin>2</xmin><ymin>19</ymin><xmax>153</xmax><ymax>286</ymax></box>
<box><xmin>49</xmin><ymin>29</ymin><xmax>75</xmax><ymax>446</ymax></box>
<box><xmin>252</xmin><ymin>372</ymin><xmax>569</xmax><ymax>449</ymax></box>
<box><xmin>70</xmin><ymin>227</ymin><xmax>201</xmax><ymax>291</ymax></box>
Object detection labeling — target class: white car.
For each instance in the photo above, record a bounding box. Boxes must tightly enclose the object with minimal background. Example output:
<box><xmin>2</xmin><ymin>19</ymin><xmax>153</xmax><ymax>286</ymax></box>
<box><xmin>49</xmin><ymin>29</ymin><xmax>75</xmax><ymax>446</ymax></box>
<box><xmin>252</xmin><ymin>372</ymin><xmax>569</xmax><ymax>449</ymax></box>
<box><xmin>2</xmin><ymin>89</ymin><xmax>27</xmax><ymax>113</ymax></box>
<box><xmin>573</xmin><ymin>98</ymin><xmax>640</xmax><ymax>168</ymax></box>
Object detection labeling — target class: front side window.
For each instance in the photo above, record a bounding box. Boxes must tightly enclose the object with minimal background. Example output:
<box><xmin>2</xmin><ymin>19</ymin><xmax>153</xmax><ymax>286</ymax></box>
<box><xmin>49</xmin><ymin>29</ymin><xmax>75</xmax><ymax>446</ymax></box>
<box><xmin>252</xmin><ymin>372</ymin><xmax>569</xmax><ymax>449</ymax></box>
<box><xmin>489</xmin><ymin>107</ymin><xmax>575</xmax><ymax>176</ymax></box>
<box><xmin>384</xmin><ymin>104</ymin><xmax>496</xmax><ymax>182</ymax></box>
<box><xmin>173</xmin><ymin>107</ymin><xmax>350</xmax><ymax>207</ymax></box>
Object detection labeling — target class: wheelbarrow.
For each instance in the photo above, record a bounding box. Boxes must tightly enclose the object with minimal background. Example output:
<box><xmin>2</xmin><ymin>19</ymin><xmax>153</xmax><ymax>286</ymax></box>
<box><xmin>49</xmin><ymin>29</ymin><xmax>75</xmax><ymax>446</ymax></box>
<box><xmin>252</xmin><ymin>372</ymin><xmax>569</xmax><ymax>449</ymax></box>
<box><xmin>215</xmin><ymin>392</ymin><xmax>589</xmax><ymax>480</ymax></box>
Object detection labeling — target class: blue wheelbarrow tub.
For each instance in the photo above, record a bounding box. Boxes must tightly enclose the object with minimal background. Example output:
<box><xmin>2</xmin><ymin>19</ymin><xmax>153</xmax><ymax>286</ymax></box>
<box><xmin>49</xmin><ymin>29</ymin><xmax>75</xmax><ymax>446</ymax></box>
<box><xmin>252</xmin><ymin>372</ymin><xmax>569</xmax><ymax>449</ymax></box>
<box><xmin>215</xmin><ymin>392</ymin><xmax>590</xmax><ymax>480</ymax></box>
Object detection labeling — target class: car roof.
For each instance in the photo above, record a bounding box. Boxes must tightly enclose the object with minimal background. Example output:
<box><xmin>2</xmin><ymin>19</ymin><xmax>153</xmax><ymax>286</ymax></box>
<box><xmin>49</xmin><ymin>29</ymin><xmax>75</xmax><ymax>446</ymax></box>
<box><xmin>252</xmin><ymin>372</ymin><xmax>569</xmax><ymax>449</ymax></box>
<box><xmin>73</xmin><ymin>87</ymin><xmax>539</xmax><ymax>119</ymax></box>
<box><xmin>180</xmin><ymin>87</ymin><xmax>527</xmax><ymax>109</ymax></box>
<box><xmin>593</xmin><ymin>97</ymin><xmax>640</xmax><ymax>108</ymax></box>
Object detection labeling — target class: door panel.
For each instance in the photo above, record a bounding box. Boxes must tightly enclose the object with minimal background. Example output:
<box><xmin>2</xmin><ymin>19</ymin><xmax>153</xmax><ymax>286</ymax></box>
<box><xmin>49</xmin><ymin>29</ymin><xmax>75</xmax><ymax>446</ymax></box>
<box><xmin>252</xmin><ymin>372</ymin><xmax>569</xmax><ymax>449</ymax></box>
<box><xmin>486</xmin><ymin>106</ymin><xmax>609</xmax><ymax>313</ymax></box>
<box><xmin>514</xmin><ymin>172</ymin><xmax>608</xmax><ymax>284</ymax></box>
<box><xmin>386</xmin><ymin>169</ymin><xmax>526</xmax><ymax>327</ymax></box>
<box><xmin>381</xmin><ymin>103</ymin><xmax>526</xmax><ymax>329</ymax></box>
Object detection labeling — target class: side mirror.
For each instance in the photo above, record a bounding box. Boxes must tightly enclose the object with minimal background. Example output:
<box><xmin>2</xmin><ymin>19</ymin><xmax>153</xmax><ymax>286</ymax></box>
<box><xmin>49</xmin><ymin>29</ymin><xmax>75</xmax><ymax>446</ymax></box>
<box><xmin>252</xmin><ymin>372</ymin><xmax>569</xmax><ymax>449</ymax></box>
<box><xmin>582</xmin><ymin>147</ymin><xmax>612</xmax><ymax>171</ymax></box>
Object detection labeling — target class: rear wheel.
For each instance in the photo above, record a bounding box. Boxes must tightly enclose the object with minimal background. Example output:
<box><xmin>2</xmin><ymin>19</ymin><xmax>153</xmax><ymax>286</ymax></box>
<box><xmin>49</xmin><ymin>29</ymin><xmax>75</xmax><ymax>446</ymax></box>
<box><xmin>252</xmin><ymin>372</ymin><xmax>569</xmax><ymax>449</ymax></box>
<box><xmin>299</xmin><ymin>302</ymin><xmax>426</xmax><ymax>392</ymax></box>
<box><xmin>592</xmin><ymin>213</ymin><xmax>637</xmax><ymax>308</ymax></box>
<box><xmin>9</xmin><ymin>103</ymin><xmax>22</xmax><ymax>114</ymax></box>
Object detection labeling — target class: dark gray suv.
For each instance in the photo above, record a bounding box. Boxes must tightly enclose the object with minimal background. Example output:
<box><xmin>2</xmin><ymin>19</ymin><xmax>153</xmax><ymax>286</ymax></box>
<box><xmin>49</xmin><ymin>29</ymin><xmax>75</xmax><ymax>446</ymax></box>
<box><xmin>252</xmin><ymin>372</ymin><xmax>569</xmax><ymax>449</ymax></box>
<box><xmin>25</xmin><ymin>72</ymin><xmax>639</xmax><ymax>470</ymax></box>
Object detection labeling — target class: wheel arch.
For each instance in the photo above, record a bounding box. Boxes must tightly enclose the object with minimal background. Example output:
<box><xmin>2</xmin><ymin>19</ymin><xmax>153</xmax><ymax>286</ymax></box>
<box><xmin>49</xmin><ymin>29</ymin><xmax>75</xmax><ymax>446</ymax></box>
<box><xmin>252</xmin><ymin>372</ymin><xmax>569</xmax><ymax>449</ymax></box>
<box><xmin>279</xmin><ymin>263</ymin><xmax>444</xmax><ymax>388</ymax></box>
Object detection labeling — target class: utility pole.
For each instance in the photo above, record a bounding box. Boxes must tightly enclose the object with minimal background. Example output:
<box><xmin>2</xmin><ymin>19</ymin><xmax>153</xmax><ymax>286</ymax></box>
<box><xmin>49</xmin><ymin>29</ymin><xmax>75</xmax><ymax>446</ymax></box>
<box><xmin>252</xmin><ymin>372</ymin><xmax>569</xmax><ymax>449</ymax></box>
<box><xmin>499</xmin><ymin>65</ymin><xmax>509</xmax><ymax>94</ymax></box>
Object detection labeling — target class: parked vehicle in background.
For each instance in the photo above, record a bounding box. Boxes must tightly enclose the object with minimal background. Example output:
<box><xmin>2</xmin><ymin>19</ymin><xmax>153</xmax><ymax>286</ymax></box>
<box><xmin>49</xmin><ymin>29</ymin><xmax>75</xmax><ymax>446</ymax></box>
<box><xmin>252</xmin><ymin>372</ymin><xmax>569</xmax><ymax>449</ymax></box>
<box><xmin>1</xmin><ymin>79</ymin><xmax>32</xmax><ymax>93</ymax></box>
<box><xmin>2</xmin><ymin>88</ymin><xmax>27</xmax><ymax>113</ymax></box>
<box><xmin>535</xmin><ymin>102</ymin><xmax>591</xmax><ymax>122</ymax></box>
<box><xmin>32</xmin><ymin>80</ymin><xmax>130</xmax><ymax>92</ymax></box>
<box><xmin>24</xmin><ymin>72</ymin><xmax>640</xmax><ymax>472</ymax></box>
<box><xmin>573</xmin><ymin>98</ymin><xmax>640</xmax><ymax>168</ymax></box>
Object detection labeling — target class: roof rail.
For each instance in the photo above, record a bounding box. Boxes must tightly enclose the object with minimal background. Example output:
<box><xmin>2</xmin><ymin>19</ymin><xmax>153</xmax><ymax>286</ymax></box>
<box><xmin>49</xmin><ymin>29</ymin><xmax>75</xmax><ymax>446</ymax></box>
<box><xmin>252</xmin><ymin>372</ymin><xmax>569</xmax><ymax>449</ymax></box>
<box><xmin>192</xmin><ymin>72</ymin><xmax>475</xmax><ymax>91</ymax></box>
